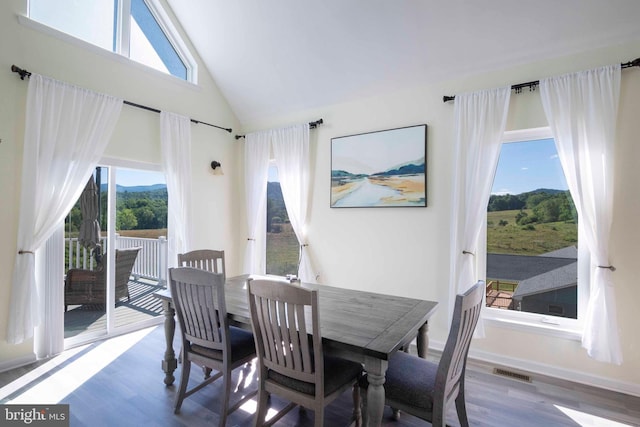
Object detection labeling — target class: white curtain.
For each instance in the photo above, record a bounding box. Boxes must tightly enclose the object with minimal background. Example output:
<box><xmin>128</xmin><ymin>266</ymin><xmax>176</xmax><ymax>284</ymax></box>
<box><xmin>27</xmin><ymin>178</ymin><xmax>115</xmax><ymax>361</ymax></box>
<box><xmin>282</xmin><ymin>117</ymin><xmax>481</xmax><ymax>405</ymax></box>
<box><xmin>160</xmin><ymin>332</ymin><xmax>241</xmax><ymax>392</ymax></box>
<box><xmin>160</xmin><ymin>112</ymin><xmax>193</xmax><ymax>269</ymax></box>
<box><xmin>450</xmin><ymin>87</ymin><xmax>511</xmax><ymax>335</ymax></box>
<box><xmin>8</xmin><ymin>74</ymin><xmax>122</xmax><ymax>350</ymax></box>
<box><xmin>271</xmin><ymin>124</ymin><xmax>316</xmax><ymax>282</ymax></box>
<box><xmin>243</xmin><ymin>131</ymin><xmax>271</xmax><ymax>274</ymax></box>
<box><xmin>540</xmin><ymin>65</ymin><xmax>622</xmax><ymax>364</ymax></box>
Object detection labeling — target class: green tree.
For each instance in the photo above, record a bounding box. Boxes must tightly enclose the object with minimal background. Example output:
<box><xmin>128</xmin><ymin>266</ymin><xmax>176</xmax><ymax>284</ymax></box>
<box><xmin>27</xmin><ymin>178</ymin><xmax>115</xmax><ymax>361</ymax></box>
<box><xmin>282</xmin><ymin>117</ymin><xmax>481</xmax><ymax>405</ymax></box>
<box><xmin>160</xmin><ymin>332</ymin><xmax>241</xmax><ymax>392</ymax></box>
<box><xmin>558</xmin><ymin>192</ymin><xmax>578</xmax><ymax>222</ymax></box>
<box><xmin>117</xmin><ymin>208</ymin><xmax>138</xmax><ymax>230</ymax></box>
<box><xmin>525</xmin><ymin>193</ymin><xmax>547</xmax><ymax>209</ymax></box>
<box><xmin>135</xmin><ymin>206</ymin><xmax>156</xmax><ymax>229</ymax></box>
<box><xmin>533</xmin><ymin>198</ymin><xmax>561</xmax><ymax>223</ymax></box>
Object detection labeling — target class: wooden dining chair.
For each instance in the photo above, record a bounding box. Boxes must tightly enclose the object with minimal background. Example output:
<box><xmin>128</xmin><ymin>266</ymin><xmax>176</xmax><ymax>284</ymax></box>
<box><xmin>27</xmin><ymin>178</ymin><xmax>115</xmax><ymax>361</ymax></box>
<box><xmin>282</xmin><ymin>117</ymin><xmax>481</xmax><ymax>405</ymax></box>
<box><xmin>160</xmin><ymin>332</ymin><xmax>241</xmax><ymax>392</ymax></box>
<box><xmin>177</xmin><ymin>249</ymin><xmax>226</xmax><ymax>281</ymax></box>
<box><xmin>247</xmin><ymin>279</ymin><xmax>364</xmax><ymax>427</ymax></box>
<box><xmin>168</xmin><ymin>267</ymin><xmax>256</xmax><ymax>426</ymax></box>
<box><xmin>360</xmin><ymin>280</ymin><xmax>484</xmax><ymax>427</ymax></box>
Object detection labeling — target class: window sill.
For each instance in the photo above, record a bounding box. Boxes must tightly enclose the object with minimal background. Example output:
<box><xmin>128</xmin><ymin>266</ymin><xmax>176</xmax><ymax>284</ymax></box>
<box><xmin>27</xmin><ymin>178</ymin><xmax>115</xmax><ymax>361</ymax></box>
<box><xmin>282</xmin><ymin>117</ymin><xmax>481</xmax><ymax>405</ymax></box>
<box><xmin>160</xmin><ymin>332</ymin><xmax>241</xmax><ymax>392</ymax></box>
<box><xmin>483</xmin><ymin>308</ymin><xmax>583</xmax><ymax>341</ymax></box>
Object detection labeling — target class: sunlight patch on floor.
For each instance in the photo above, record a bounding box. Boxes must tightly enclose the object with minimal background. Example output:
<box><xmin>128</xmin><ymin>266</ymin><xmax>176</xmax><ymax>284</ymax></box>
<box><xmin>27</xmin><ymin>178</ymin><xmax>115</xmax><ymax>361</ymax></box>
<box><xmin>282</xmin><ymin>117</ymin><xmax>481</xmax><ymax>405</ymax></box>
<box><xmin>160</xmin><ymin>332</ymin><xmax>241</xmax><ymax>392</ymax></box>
<box><xmin>554</xmin><ymin>405</ymin><xmax>633</xmax><ymax>426</ymax></box>
<box><xmin>239</xmin><ymin>398</ymin><xmax>279</xmax><ymax>420</ymax></box>
<box><xmin>5</xmin><ymin>327</ymin><xmax>155</xmax><ymax>405</ymax></box>
<box><xmin>0</xmin><ymin>345</ymin><xmax>89</xmax><ymax>401</ymax></box>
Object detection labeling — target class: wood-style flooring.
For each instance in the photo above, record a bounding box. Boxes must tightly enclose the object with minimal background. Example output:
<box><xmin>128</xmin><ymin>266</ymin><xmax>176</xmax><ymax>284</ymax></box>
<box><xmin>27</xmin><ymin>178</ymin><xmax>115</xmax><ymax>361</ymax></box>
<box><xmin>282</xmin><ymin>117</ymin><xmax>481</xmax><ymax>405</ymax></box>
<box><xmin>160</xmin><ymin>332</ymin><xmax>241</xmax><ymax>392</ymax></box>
<box><xmin>1</xmin><ymin>325</ymin><xmax>639</xmax><ymax>427</ymax></box>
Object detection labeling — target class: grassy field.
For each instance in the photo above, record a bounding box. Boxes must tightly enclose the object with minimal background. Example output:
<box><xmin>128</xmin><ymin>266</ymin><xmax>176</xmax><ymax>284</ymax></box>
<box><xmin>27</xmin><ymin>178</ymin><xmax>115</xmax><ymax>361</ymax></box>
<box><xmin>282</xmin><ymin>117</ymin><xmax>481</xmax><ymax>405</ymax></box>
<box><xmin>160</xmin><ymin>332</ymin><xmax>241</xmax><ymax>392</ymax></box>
<box><xmin>487</xmin><ymin>209</ymin><xmax>577</xmax><ymax>255</ymax></box>
<box><xmin>117</xmin><ymin>229</ymin><xmax>167</xmax><ymax>239</ymax></box>
<box><xmin>266</xmin><ymin>224</ymin><xmax>299</xmax><ymax>276</ymax></box>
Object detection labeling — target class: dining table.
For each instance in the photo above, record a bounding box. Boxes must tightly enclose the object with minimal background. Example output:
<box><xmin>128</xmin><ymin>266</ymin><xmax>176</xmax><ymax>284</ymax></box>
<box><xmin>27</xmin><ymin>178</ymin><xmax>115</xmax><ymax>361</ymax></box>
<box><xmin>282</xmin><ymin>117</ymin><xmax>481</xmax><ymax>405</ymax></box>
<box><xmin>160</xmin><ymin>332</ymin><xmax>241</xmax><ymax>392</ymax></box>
<box><xmin>154</xmin><ymin>274</ymin><xmax>438</xmax><ymax>427</ymax></box>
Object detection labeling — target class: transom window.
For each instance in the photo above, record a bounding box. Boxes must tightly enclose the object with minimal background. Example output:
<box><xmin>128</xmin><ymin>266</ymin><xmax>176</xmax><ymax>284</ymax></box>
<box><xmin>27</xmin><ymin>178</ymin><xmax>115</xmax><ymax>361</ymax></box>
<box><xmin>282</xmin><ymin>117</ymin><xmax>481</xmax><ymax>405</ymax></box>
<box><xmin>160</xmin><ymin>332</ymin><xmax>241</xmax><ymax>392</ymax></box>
<box><xmin>28</xmin><ymin>0</ymin><xmax>195</xmax><ymax>82</ymax></box>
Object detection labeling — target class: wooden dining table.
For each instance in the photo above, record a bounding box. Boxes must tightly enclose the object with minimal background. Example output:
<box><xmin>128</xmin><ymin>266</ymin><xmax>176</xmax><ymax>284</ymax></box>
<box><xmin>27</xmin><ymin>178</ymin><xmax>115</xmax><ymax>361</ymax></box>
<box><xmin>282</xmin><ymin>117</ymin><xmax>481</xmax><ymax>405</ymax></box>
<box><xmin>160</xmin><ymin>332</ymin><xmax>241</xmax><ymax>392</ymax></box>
<box><xmin>154</xmin><ymin>274</ymin><xmax>438</xmax><ymax>427</ymax></box>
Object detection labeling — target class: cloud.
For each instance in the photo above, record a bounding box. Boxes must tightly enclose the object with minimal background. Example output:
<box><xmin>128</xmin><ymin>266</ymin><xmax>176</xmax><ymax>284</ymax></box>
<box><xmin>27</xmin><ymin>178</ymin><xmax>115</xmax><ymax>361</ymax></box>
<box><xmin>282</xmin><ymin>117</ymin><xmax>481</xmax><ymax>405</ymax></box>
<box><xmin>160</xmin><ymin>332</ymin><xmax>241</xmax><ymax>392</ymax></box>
<box><xmin>550</xmin><ymin>154</ymin><xmax>559</xmax><ymax>159</ymax></box>
<box><xmin>521</xmin><ymin>167</ymin><xmax>529</xmax><ymax>170</ymax></box>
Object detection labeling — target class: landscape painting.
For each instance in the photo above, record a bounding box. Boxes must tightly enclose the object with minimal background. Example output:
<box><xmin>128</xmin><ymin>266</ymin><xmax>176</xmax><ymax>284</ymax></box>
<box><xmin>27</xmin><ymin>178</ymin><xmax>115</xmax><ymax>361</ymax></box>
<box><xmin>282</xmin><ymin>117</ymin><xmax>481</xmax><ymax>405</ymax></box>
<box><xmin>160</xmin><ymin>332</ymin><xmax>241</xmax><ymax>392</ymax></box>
<box><xmin>331</xmin><ymin>124</ymin><xmax>427</xmax><ymax>207</ymax></box>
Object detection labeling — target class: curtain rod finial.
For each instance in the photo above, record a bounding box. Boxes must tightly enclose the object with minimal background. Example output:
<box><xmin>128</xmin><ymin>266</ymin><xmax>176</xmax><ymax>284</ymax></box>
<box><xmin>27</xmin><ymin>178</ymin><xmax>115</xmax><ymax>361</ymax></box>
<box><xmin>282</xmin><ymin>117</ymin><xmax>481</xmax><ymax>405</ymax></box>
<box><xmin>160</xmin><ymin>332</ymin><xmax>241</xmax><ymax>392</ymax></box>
<box><xmin>11</xmin><ymin>65</ymin><xmax>31</xmax><ymax>80</ymax></box>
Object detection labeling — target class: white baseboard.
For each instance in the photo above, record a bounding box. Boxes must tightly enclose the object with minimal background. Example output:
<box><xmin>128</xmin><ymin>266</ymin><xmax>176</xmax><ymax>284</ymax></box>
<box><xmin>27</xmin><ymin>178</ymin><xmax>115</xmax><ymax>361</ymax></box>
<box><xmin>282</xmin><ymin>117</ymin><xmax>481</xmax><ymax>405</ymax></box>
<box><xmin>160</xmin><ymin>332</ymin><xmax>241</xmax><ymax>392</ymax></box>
<box><xmin>426</xmin><ymin>340</ymin><xmax>640</xmax><ymax>398</ymax></box>
<box><xmin>0</xmin><ymin>354</ymin><xmax>37</xmax><ymax>374</ymax></box>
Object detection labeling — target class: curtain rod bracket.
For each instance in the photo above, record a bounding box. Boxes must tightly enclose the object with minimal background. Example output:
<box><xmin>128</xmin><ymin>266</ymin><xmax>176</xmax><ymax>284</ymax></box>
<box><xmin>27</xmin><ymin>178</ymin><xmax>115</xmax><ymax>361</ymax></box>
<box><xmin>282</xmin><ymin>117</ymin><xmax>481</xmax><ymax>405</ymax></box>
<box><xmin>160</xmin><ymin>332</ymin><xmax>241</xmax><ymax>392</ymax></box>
<box><xmin>11</xmin><ymin>65</ymin><xmax>31</xmax><ymax>80</ymax></box>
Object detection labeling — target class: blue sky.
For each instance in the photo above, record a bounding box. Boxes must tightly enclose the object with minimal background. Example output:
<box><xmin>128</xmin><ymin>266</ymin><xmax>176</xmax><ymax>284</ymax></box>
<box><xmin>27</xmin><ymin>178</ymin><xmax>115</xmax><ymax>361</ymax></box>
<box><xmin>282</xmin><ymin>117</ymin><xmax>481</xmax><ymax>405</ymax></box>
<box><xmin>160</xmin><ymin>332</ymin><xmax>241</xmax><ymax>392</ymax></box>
<box><xmin>492</xmin><ymin>138</ymin><xmax>569</xmax><ymax>195</ymax></box>
<box><xmin>116</xmin><ymin>169</ymin><xmax>165</xmax><ymax>187</ymax></box>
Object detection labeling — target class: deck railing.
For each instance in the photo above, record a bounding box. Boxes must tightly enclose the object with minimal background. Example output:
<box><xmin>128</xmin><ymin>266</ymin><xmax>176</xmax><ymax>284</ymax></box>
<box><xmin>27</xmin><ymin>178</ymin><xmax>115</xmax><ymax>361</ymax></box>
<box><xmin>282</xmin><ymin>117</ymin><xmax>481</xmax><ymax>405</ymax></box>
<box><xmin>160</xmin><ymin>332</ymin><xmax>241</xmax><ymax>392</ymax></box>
<box><xmin>65</xmin><ymin>234</ymin><xmax>168</xmax><ymax>286</ymax></box>
<box><xmin>485</xmin><ymin>280</ymin><xmax>517</xmax><ymax>310</ymax></box>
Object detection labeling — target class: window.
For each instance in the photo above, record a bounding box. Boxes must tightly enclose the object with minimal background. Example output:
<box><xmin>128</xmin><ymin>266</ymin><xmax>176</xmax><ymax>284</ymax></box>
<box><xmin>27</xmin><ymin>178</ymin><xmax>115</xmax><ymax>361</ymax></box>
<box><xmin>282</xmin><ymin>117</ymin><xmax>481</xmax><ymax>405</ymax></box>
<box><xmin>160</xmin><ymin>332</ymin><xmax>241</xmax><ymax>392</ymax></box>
<box><xmin>266</xmin><ymin>163</ymin><xmax>300</xmax><ymax>276</ymax></box>
<box><xmin>482</xmin><ymin>128</ymin><xmax>588</xmax><ymax>336</ymax></box>
<box><xmin>28</xmin><ymin>0</ymin><xmax>195</xmax><ymax>82</ymax></box>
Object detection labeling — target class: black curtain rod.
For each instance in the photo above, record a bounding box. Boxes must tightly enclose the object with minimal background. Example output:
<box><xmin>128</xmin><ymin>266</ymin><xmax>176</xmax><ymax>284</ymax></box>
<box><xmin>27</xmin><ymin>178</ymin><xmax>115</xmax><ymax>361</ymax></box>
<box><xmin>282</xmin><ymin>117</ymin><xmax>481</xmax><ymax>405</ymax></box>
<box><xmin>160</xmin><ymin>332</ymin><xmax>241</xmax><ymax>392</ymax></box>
<box><xmin>234</xmin><ymin>118</ymin><xmax>324</xmax><ymax>140</ymax></box>
<box><xmin>10</xmin><ymin>65</ymin><xmax>232</xmax><ymax>133</ymax></box>
<box><xmin>442</xmin><ymin>57</ymin><xmax>640</xmax><ymax>103</ymax></box>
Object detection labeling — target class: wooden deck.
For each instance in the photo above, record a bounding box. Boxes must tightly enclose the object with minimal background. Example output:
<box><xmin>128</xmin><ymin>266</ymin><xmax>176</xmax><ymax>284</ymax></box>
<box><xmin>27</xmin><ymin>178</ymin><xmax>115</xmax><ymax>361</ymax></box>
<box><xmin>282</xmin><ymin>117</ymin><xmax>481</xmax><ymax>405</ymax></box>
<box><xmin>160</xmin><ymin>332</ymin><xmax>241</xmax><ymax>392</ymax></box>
<box><xmin>486</xmin><ymin>289</ymin><xmax>515</xmax><ymax>309</ymax></box>
<box><xmin>64</xmin><ymin>277</ymin><xmax>165</xmax><ymax>338</ymax></box>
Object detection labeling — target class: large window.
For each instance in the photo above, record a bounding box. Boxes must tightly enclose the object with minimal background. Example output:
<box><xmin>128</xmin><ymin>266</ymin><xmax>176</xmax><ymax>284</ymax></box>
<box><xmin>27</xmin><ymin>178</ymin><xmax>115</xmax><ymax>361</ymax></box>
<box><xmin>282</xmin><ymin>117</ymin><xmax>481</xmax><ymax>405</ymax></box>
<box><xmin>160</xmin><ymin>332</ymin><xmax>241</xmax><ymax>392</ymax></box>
<box><xmin>28</xmin><ymin>0</ymin><xmax>195</xmax><ymax>81</ymax></box>
<box><xmin>483</xmin><ymin>128</ymin><xmax>588</xmax><ymax>334</ymax></box>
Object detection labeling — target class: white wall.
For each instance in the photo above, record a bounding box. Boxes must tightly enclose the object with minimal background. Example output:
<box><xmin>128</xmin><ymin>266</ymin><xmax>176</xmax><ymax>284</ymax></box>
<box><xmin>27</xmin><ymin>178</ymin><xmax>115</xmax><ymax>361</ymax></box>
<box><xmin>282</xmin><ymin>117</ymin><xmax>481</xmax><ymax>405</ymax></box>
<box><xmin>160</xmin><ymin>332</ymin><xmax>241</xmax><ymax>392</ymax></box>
<box><xmin>0</xmin><ymin>0</ymin><xmax>241</xmax><ymax>367</ymax></box>
<box><xmin>240</xmin><ymin>41</ymin><xmax>640</xmax><ymax>395</ymax></box>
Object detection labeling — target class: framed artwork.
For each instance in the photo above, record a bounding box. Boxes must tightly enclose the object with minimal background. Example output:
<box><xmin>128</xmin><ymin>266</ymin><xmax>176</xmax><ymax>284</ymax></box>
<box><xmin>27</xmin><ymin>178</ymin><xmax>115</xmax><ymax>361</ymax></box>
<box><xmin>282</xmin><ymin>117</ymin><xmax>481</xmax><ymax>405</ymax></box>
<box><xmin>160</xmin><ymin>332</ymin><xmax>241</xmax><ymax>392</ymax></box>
<box><xmin>330</xmin><ymin>124</ymin><xmax>427</xmax><ymax>208</ymax></box>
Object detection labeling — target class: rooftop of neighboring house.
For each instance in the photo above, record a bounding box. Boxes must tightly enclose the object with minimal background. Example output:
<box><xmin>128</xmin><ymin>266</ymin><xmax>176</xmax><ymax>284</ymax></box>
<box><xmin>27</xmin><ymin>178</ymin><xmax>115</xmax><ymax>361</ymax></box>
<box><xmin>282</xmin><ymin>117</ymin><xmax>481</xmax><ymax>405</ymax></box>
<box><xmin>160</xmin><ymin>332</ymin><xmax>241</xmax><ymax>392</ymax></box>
<box><xmin>487</xmin><ymin>246</ymin><xmax>578</xmax><ymax>298</ymax></box>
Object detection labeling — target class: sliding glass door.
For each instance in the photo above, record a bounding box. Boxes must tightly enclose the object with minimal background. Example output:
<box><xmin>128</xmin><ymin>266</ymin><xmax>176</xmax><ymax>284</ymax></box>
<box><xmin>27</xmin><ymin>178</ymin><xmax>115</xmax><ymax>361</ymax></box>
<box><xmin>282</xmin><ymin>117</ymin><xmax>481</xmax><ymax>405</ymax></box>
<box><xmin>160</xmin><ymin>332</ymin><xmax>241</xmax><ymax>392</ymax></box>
<box><xmin>64</xmin><ymin>164</ymin><xmax>167</xmax><ymax>347</ymax></box>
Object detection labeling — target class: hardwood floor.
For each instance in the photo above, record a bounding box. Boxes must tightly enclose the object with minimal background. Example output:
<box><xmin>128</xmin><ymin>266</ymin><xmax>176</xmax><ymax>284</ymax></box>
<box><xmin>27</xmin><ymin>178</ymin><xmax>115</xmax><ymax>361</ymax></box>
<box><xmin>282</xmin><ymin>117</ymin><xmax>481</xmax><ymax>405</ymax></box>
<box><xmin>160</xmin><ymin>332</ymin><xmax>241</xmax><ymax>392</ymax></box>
<box><xmin>1</xmin><ymin>325</ymin><xmax>639</xmax><ymax>426</ymax></box>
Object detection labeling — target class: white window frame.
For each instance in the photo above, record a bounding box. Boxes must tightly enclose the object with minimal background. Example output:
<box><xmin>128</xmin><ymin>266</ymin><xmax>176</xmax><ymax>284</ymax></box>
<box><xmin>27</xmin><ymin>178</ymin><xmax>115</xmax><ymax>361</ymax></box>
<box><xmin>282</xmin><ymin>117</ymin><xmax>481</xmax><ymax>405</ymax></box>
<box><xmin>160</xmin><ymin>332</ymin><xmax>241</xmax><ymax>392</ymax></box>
<box><xmin>480</xmin><ymin>127</ymin><xmax>589</xmax><ymax>341</ymax></box>
<box><xmin>23</xmin><ymin>0</ymin><xmax>197</xmax><ymax>83</ymax></box>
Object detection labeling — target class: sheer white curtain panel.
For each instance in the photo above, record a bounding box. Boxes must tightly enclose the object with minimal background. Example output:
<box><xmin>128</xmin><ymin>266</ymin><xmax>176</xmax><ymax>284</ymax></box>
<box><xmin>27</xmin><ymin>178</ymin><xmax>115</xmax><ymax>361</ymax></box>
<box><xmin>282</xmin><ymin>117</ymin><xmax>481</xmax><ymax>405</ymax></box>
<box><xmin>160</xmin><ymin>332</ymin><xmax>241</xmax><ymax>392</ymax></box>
<box><xmin>271</xmin><ymin>124</ymin><xmax>316</xmax><ymax>282</ymax></box>
<box><xmin>243</xmin><ymin>131</ymin><xmax>271</xmax><ymax>274</ymax></box>
<box><xmin>160</xmin><ymin>112</ymin><xmax>193</xmax><ymax>269</ymax></box>
<box><xmin>7</xmin><ymin>74</ymin><xmax>122</xmax><ymax>350</ymax></box>
<box><xmin>540</xmin><ymin>65</ymin><xmax>622</xmax><ymax>364</ymax></box>
<box><xmin>449</xmin><ymin>87</ymin><xmax>511</xmax><ymax>336</ymax></box>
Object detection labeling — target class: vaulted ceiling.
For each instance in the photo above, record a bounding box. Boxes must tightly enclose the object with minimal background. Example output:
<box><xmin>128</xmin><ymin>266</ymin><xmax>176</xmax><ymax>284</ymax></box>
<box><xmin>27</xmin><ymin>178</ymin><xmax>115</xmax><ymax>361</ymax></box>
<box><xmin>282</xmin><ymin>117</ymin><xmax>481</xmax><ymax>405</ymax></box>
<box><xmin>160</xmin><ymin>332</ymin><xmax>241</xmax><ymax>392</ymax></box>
<box><xmin>165</xmin><ymin>0</ymin><xmax>640</xmax><ymax>125</ymax></box>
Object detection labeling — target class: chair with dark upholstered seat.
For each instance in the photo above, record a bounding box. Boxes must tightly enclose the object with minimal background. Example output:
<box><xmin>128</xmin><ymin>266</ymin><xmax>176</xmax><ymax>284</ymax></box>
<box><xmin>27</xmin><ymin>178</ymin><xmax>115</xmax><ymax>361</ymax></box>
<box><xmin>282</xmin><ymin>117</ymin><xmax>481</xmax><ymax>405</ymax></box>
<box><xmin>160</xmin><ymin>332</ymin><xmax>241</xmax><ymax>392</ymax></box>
<box><xmin>177</xmin><ymin>249</ymin><xmax>226</xmax><ymax>281</ymax></box>
<box><xmin>247</xmin><ymin>278</ymin><xmax>364</xmax><ymax>427</ymax></box>
<box><xmin>169</xmin><ymin>267</ymin><xmax>256</xmax><ymax>426</ymax></box>
<box><xmin>360</xmin><ymin>280</ymin><xmax>484</xmax><ymax>427</ymax></box>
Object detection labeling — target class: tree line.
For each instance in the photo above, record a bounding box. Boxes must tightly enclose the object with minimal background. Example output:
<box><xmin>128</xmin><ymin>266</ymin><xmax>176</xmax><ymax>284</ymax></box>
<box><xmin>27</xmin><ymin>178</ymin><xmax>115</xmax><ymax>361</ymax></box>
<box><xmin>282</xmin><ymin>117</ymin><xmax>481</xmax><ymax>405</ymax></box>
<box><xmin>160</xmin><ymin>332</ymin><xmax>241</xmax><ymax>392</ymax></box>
<box><xmin>67</xmin><ymin>188</ymin><xmax>168</xmax><ymax>232</ymax></box>
<box><xmin>488</xmin><ymin>189</ymin><xmax>577</xmax><ymax>225</ymax></box>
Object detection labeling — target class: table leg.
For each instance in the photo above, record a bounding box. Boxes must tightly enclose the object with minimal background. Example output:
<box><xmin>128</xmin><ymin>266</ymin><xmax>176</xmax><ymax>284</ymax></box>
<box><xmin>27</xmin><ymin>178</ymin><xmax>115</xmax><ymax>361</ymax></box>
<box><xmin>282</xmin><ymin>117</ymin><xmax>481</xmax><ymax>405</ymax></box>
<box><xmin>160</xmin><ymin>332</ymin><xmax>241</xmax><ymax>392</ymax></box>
<box><xmin>160</xmin><ymin>299</ymin><xmax>177</xmax><ymax>386</ymax></box>
<box><xmin>363</xmin><ymin>356</ymin><xmax>387</xmax><ymax>427</ymax></box>
<box><xmin>416</xmin><ymin>321</ymin><xmax>429</xmax><ymax>359</ymax></box>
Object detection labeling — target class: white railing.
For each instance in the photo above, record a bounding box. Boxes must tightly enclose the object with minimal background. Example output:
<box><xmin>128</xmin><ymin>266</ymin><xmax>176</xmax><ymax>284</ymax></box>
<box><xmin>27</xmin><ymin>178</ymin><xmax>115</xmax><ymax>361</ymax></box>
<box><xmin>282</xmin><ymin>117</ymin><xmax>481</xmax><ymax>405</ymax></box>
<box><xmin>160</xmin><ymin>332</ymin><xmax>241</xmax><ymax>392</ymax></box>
<box><xmin>66</xmin><ymin>234</ymin><xmax>168</xmax><ymax>286</ymax></box>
